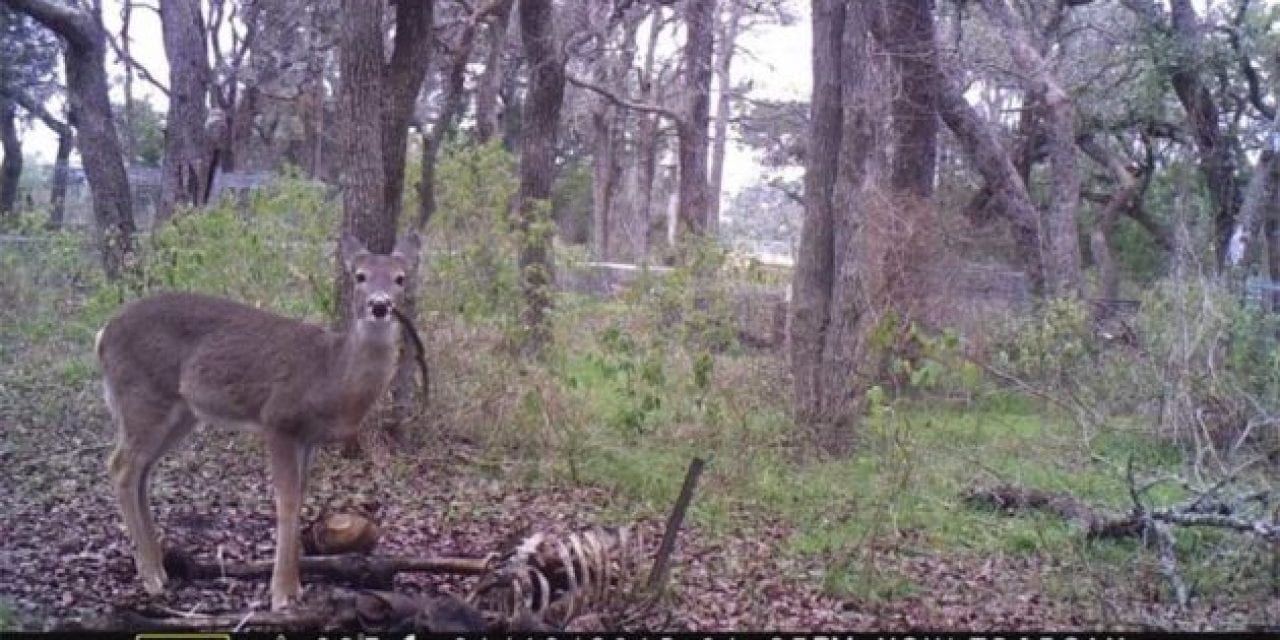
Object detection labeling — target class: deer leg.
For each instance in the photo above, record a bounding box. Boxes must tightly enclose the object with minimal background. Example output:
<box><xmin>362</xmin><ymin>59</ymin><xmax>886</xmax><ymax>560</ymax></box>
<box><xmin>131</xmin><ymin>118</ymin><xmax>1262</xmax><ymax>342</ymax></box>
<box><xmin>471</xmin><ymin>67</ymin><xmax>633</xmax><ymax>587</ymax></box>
<box><xmin>106</xmin><ymin>392</ymin><xmax>195</xmax><ymax>596</ymax></box>
<box><xmin>266</xmin><ymin>432</ymin><xmax>307</xmax><ymax>611</ymax></box>
<box><xmin>136</xmin><ymin>407</ymin><xmax>198</xmax><ymax>547</ymax></box>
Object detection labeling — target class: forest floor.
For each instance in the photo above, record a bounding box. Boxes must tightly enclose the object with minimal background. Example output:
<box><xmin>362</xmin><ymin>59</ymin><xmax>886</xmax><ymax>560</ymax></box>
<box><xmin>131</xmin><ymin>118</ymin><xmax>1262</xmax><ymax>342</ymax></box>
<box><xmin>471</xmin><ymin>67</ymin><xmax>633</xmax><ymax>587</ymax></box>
<box><xmin>1</xmin><ymin>376</ymin><xmax>1275</xmax><ymax>631</ymax></box>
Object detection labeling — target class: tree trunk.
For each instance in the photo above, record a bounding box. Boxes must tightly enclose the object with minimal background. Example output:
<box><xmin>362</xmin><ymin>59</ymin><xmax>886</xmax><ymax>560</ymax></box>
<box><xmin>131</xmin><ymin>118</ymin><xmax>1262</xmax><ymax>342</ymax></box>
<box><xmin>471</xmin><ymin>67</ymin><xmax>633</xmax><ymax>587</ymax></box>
<box><xmin>791</xmin><ymin>0</ymin><xmax>851</xmax><ymax>455</ymax></box>
<box><xmin>882</xmin><ymin>0</ymin><xmax>938</xmax><ymax>198</ymax></box>
<box><xmin>1078</xmin><ymin>133</ymin><xmax>1142</xmax><ymax>305</ymax></box>
<box><xmin>1124</xmin><ymin>0</ymin><xmax>1237</xmax><ymax>268</ymax></box>
<box><xmin>921</xmin><ymin>52</ymin><xmax>1046</xmax><ymax>291</ymax></box>
<box><xmin>707</xmin><ymin>0</ymin><xmax>745</xmax><ymax>232</ymax></box>
<box><xmin>8</xmin><ymin>0</ymin><xmax>136</xmax><ymax>278</ymax></box>
<box><xmin>474</xmin><ymin>0</ymin><xmax>513</xmax><ymax>145</ymax></box>
<box><xmin>515</xmin><ymin>0</ymin><xmax>565</xmax><ymax>356</ymax></box>
<box><xmin>0</xmin><ymin>97</ymin><xmax>19</xmax><ymax>219</ymax></box>
<box><xmin>980</xmin><ymin>0</ymin><xmax>1082</xmax><ymax>298</ymax></box>
<box><xmin>158</xmin><ymin>0</ymin><xmax>212</xmax><ymax>218</ymax></box>
<box><xmin>419</xmin><ymin>1</ymin><xmax>492</xmax><ymax>228</ymax></box>
<box><xmin>336</xmin><ymin>0</ymin><xmax>391</xmax><ymax>327</ymax></box>
<box><xmin>1224</xmin><ymin>110</ymin><xmax>1280</xmax><ymax>278</ymax></box>
<box><xmin>630</xmin><ymin>7</ymin><xmax>666</xmax><ymax>261</ymax></box>
<box><xmin>118</xmin><ymin>0</ymin><xmax>136</xmax><ymax>163</ymax></box>
<box><xmin>48</xmin><ymin>131</ymin><xmax>71</xmax><ymax>229</ymax></box>
<box><xmin>675</xmin><ymin>0</ymin><xmax>715</xmax><ymax>240</ymax></box>
<box><xmin>381</xmin><ymin>0</ymin><xmax>435</xmax><ymax>227</ymax></box>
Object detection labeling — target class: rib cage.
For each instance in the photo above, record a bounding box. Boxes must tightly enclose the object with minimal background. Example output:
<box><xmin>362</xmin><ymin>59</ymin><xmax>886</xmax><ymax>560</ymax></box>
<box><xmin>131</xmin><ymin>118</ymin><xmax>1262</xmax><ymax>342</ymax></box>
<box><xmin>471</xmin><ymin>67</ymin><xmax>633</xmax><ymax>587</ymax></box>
<box><xmin>468</xmin><ymin>525</ymin><xmax>647</xmax><ymax>628</ymax></box>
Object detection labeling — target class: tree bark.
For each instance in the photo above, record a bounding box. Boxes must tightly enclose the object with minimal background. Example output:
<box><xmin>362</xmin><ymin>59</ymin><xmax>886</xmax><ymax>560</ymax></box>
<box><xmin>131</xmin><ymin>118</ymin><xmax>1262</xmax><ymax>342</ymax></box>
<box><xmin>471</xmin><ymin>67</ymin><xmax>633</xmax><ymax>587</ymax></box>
<box><xmin>5</xmin><ymin>0</ymin><xmax>136</xmax><ymax>278</ymax></box>
<box><xmin>1123</xmin><ymin>0</ymin><xmax>1238</xmax><ymax>267</ymax></box>
<box><xmin>48</xmin><ymin>130</ymin><xmax>71</xmax><ymax>229</ymax></box>
<box><xmin>631</xmin><ymin>7</ymin><xmax>666</xmax><ymax>261</ymax></box>
<box><xmin>675</xmin><ymin>0</ymin><xmax>715</xmax><ymax>240</ymax></box>
<box><xmin>707</xmin><ymin>0</ymin><xmax>745</xmax><ymax>231</ymax></box>
<box><xmin>1078</xmin><ymin>134</ymin><xmax>1141</xmax><ymax>305</ymax></box>
<box><xmin>158</xmin><ymin>0</ymin><xmax>212</xmax><ymax>218</ymax></box>
<box><xmin>336</xmin><ymin>0</ymin><xmax>391</xmax><ymax>327</ymax></box>
<box><xmin>0</xmin><ymin>97</ymin><xmax>19</xmax><ymax>219</ymax></box>
<box><xmin>515</xmin><ymin>0</ymin><xmax>565</xmax><ymax>356</ymax></box>
<box><xmin>881</xmin><ymin>0</ymin><xmax>938</xmax><ymax>198</ymax></box>
<box><xmin>926</xmin><ymin>57</ymin><xmax>1046</xmax><ymax>291</ymax></box>
<box><xmin>474</xmin><ymin>0</ymin><xmax>513</xmax><ymax>145</ymax></box>
<box><xmin>980</xmin><ymin>0</ymin><xmax>1082</xmax><ymax>298</ymax></box>
<box><xmin>382</xmin><ymin>0</ymin><xmax>435</xmax><ymax>227</ymax></box>
<box><xmin>118</xmin><ymin>0</ymin><xmax>136</xmax><ymax>163</ymax></box>
<box><xmin>1224</xmin><ymin>111</ymin><xmax>1280</xmax><ymax>277</ymax></box>
<box><xmin>419</xmin><ymin>0</ymin><xmax>502</xmax><ymax>228</ymax></box>
<box><xmin>791</xmin><ymin>0</ymin><xmax>852</xmax><ymax>455</ymax></box>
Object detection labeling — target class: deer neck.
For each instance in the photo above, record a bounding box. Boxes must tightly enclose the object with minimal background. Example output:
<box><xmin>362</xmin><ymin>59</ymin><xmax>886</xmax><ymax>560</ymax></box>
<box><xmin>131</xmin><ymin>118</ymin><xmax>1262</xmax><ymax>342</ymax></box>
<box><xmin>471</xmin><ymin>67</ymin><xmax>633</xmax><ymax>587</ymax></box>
<box><xmin>331</xmin><ymin>320</ymin><xmax>400</xmax><ymax>413</ymax></box>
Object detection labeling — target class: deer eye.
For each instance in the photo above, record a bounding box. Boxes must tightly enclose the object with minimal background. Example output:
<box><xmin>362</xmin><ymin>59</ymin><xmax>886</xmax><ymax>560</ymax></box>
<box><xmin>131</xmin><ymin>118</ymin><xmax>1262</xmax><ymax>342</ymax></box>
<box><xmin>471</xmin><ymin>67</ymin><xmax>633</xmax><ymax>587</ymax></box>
<box><xmin>355</xmin><ymin>272</ymin><xmax>367</xmax><ymax>283</ymax></box>
<box><xmin>394</xmin><ymin>274</ymin><xmax>405</xmax><ymax>286</ymax></box>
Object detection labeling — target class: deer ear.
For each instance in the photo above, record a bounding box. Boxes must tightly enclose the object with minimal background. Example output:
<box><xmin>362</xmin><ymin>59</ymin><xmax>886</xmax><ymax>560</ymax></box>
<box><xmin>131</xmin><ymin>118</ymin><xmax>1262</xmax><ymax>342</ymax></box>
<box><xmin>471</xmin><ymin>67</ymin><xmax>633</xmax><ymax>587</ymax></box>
<box><xmin>339</xmin><ymin>232</ymin><xmax>370</xmax><ymax>272</ymax></box>
<box><xmin>391</xmin><ymin>232</ymin><xmax>421</xmax><ymax>266</ymax></box>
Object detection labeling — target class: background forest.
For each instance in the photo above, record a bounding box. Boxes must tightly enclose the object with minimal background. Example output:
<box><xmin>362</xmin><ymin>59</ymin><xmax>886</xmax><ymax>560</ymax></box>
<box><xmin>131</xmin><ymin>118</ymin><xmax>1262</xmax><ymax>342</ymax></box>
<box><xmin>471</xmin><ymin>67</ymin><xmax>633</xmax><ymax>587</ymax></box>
<box><xmin>2</xmin><ymin>0</ymin><xmax>1280</xmax><ymax>632</ymax></box>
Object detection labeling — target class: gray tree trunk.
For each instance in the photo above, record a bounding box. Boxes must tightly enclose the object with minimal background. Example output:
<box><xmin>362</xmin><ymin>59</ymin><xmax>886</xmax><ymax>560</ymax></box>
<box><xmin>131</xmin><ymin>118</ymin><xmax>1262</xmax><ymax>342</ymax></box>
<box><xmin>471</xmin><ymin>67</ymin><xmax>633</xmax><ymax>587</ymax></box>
<box><xmin>980</xmin><ymin>0</ymin><xmax>1082</xmax><ymax>298</ymax></box>
<box><xmin>0</xmin><ymin>97</ymin><xmax>19</xmax><ymax>219</ymax></box>
<box><xmin>474</xmin><ymin>0</ymin><xmax>513</xmax><ymax>145</ymax></box>
<box><xmin>515</xmin><ymin>0</ymin><xmax>565</xmax><ymax>356</ymax></box>
<box><xmin>675</xmin><ymin>0</ymin><xmax>715</xmax><ymax>240</ymax></box>
<box><xmin>48</xmin><ymin>131</ymin><xmax>71</xmax><ymax>229</ymax></box>
<box><xmin>158</xmin><ymin>0</ymin><xmax>212</xmax><ymax>218</ymax></box>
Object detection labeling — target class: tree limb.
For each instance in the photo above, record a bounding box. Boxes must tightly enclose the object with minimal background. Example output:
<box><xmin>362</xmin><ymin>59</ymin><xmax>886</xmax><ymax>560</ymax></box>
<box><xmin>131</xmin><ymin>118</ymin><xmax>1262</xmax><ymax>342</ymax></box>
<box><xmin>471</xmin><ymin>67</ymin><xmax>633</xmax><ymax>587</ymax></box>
<box><xmin>103</xmin><ymin>26</ymin><xmax>170</xmax><ymax>96</ymax></box>
<box><xmin>566</xmin><ymin>73</ymin><xmax>681</xmax><ymax>122</ymax></box>
<box><xmin>0</xmin><ymin>86</ymin><xmax>72</xmax><ymax>138</ymax></box>
<box><xmin>2</xmin><ymin>0</ymin><xmax>95</xmax><ymax>50</ymax></box>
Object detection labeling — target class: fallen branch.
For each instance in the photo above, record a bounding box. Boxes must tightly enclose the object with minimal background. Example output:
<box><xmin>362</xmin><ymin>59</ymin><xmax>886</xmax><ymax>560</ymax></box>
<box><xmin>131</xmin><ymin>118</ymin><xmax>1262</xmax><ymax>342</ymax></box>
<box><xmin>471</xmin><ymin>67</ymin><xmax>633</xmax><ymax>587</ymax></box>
<box><xmin>961</xmin><ymin>484</ymin><xmax>1140</xmax><ymax>540</ymax></box>
<box><xmin>164</xmin><ymin>550</ymin><xmax>490</xmax><ymax>589</ymax></box>
<box><xmin>646</xmin><ymin>457</ymin><xmax>706</xmax><ymax>594</ymax></box>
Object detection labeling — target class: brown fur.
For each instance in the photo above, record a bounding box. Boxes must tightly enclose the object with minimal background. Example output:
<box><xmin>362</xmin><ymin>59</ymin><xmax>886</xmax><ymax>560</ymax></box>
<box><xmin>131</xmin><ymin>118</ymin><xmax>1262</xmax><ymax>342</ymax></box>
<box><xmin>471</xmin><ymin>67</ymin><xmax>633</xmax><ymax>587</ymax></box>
<box><xmin>97</xmin><ymin>233</ymin><xmax>420</xmax><ymax>611</ymax></box>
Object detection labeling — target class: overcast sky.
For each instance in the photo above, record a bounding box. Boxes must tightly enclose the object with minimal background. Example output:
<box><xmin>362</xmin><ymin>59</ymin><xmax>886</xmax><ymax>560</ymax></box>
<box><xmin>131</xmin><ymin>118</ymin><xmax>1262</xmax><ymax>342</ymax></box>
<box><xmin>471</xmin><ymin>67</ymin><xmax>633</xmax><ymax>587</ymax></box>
<box><xmin>15</xmin><ymin>2</ymin><xmax>812</xmax><ymax>199</ymax></box>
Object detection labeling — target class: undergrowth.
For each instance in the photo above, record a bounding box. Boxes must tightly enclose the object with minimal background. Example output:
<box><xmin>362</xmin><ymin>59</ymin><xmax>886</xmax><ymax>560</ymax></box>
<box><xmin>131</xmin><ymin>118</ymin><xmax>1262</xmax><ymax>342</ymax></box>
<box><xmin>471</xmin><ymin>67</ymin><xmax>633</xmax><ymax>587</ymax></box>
<box><xmin>2</xmin><ymin>151</ymin><xmax>1277</xmax><ymax>627</ymax></box>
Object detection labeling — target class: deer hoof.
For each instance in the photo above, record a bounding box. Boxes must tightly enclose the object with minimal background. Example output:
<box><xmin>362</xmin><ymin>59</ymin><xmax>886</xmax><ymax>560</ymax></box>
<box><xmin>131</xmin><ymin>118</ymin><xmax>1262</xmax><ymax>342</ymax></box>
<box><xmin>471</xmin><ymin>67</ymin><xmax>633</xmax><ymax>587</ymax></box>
<box><xmin>141</xmin><ymin>571</ymin><xmax>167</xmax><ymax>596</ymax></box>
<box><xmin>270</xmin><ymin>582</ymin><xmax>303</xmax><ymax>612</ymax></box>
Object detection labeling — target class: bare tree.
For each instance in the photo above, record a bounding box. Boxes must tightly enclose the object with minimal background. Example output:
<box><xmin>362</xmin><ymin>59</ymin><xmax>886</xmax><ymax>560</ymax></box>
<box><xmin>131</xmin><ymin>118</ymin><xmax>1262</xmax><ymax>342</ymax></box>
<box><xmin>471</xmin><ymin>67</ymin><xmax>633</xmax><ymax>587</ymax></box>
<box><xmin>4</xmin><ymin>0</ymin><xmax>136</xmax><ymax>279</ymax></box>
<box><xmin>515</xmin><ymin>0</ymin><xmax>566</xmax><ymax>355</ymax></box>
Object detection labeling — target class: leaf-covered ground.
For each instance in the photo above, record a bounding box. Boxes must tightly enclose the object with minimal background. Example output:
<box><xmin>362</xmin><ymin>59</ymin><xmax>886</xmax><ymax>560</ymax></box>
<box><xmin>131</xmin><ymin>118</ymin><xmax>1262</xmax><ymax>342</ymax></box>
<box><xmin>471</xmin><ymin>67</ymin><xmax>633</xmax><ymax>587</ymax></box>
<box><xmin>3</xmin><ymin>389</ymin><xmax>1270</xmax><ymax>633</ymax></box>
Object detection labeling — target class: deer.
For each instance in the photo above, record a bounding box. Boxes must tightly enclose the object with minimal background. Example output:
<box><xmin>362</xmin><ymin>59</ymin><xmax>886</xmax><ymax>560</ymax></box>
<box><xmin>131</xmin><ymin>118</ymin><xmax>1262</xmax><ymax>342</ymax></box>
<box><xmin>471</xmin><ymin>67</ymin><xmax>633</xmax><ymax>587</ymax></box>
<box><xmin>95</xmin><ymin>231</ymin><xmax>420</xmax><ymax>611</ymax></box>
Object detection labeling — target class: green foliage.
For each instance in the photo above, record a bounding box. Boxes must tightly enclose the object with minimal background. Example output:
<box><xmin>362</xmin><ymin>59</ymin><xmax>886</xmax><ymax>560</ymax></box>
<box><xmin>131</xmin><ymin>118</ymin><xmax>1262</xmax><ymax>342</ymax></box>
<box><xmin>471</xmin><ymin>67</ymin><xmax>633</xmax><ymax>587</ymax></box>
<box><xmin>113</xmin><ymin>98</ymin><xmax>166</xmax><ymax>167</ymax></box>
<box><xmin>120</xmin><ymin>174</ymin><xmax>333</xmax><ymax>315</ymax></box>
<box><xmin>994</xmin><ymin>297</ymin><xmax>1093</xmax><ymax>384</ymax></box>
<box><xmin>422</xmin><ymin>141</ymin><xmax>520</xmax><ymax>326</ymax></box>
<box><xmin>550</xmin><ymin>160</ymin><xmax>592</xmax><ymax>245</ymax></box>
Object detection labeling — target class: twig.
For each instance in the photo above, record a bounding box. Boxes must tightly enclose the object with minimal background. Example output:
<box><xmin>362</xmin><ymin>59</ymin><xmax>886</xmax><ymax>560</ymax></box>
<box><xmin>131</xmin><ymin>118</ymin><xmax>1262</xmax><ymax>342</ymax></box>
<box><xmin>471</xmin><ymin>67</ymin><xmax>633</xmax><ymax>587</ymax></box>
<box><xmin>1152</xmin><ymin>521</ymin><xmax>1189</xmax><ymax>608</ymax></box>
<box><xmin>645</xmin><ymin>457</ymin><xmax>705</xmax><ymax>594</ymax></box>
<box><xmin>392</xmin><ymin>308</ymin><xmax>430</xmax><ymax>397</ymax></box>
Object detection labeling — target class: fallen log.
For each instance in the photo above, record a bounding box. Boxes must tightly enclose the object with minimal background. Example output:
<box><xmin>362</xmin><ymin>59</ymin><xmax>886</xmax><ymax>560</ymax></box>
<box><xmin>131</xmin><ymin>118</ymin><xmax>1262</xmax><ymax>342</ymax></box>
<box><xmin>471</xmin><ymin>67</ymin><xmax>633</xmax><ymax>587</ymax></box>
<box><xmin>961</xmin><ymin>484</ymin><xmax>1141</xmax><ymax>540</ymax></box>
<box><xmin>164</xmin><ymin>549</ymin><xmax>491</xmax><ymax>589</ymax></box>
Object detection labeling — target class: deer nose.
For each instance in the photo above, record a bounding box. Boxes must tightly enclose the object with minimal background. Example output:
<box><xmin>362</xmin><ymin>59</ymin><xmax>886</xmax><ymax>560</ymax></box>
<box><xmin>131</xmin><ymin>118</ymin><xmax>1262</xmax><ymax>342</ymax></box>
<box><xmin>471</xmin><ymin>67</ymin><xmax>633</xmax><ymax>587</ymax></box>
<box><xmin>368</xmin><ymin>295</ymin><xmax>392</xmax><ymax>320</ymax></box>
